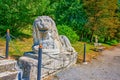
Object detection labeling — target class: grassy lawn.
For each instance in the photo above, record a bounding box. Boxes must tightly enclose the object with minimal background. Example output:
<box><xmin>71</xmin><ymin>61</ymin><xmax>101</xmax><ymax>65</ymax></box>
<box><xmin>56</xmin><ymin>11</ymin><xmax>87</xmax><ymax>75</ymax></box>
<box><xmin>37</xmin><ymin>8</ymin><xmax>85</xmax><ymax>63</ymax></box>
<box><xmin>0</xmin><ymin>37</ymin><xmax>113</xmax><ymax>62</ymax></box>
<box><xmin>72</xmin><ymin>42</ymin><xmax>99</xmax><ymax>63</ymax></box>
<box><xmin>0</xmin><ymin>38</ymin><xmax>32</xmax><ymax>59</ymax></box>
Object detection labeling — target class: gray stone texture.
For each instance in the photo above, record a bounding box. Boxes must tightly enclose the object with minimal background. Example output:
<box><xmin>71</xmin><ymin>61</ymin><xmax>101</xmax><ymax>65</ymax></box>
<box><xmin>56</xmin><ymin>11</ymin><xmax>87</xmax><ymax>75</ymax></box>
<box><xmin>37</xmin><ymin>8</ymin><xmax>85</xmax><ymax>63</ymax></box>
<box><xmin>0</xmin><ymin>59</ymin><xmax>20</xmax><ymax>80</ymax></box>
<box><xmin>19</xmin><ymin>16</ymin><xmax>77</xmax><ymax>80</ymax></box>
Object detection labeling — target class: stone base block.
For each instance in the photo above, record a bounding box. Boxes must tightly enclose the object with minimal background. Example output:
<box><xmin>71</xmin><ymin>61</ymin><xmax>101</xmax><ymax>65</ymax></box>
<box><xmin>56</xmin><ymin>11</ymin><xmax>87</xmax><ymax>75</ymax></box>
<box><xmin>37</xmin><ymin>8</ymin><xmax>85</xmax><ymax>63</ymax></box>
<box><xmin>19</xmin><ymin>52</ymin><xmax>77</xmax><ymax>80</ymax></box>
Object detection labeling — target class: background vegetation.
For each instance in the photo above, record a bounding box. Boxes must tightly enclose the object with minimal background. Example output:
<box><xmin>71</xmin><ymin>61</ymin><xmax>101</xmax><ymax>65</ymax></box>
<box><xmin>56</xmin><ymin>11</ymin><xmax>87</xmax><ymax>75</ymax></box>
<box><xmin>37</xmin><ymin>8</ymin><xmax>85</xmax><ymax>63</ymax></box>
<box><xmin>0</xmin><ymin>0</ymin><xmax>120</xmax><ymax>43</ymax></box>
<box><xmin>0</xmin><ymin>0</ymin><xmax>120</xmax><ymax>61</ymax></box>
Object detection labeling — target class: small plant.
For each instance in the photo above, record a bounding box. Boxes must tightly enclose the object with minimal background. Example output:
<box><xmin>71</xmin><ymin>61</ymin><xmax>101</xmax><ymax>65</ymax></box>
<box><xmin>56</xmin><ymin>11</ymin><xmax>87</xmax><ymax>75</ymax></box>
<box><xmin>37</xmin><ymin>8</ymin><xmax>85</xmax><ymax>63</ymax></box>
<box><xmin>57</xmin><ymin>25</ymin><xmax>79</xmax><ymax>43</ymax></box>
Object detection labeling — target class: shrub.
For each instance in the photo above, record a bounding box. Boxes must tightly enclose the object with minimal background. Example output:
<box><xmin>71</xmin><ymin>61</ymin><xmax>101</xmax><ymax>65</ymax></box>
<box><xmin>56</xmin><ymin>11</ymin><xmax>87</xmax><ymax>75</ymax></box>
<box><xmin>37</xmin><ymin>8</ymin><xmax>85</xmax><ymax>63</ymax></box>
<box><xmin>106</xmin><ymin>40</ymin><xmax>118</xmax><ymax>45</ymax></box>
<box><xmin>0</xmin><ymin>25</ymin><xmax>13</xmax><ymax>36</ymax></box>
<box><xmin>57</xmin><ymin>25</ymin><xmax>79</xmax><ymax>43</ymax></box>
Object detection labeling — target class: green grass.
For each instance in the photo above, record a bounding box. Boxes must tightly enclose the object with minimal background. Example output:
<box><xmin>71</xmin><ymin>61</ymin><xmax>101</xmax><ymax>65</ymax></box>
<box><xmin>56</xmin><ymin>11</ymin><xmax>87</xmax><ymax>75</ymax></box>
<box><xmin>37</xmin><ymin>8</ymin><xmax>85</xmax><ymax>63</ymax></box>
<box><xmin>0</xmin><ymin>38</ymin><xmax>33</xmax><ymax>59</ymax></box>
<box><xmin>72</xmin><ymin>42</ymin><xmax>99</xmax><ymax>63</ymax></box>
<box><xmin>72</xmin><ymin>42</ymin><xmax>117</xmax><ymax>63</ymax></box>
<box><xmin>101</xmin><ymin>43</ymin><xmax>111</xmax><ymax>49</ymax></box>
<box><xmin>0</xmin><ymin>37</ymin><xmax>117</xmax><ymax>62</ymax></box>
<box><xmin>72</xmin><ymin>42</ymin><xmax>95</xmax><ymax>54</ymax></box>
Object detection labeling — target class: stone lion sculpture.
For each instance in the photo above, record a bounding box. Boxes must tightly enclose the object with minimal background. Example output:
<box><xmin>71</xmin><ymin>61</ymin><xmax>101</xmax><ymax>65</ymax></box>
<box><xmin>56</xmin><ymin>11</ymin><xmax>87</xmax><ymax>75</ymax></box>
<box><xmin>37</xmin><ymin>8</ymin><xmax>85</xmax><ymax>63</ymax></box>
<box><xmin>19</xmin><ymin>16</ymin><xmax>77</xmax><ymax>80</ymax></box>
<box><xmin>32</xmin><ymin>16</ymin><xmax>75</xmax><ymax>53</ymax></box>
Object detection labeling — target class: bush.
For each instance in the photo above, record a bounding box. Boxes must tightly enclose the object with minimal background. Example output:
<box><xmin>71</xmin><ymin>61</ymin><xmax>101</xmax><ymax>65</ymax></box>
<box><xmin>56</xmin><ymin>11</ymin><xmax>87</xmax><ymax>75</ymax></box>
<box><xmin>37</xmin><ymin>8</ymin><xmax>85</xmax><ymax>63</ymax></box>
<box><xmin>0</xmin><ymin>25</ymin><xmax>20</xmax><ymax>37</ymax></box>
<box><xmin>0</xmin><ymin>25</ymin><xmax>31</xmax><ymax>38</ymax></box>
<box><xmin>106</xmin><ymin>40</ymin><xmax>118</xmax><ymax>45</ymax></box>
<box><xmin>0</xmin><ymin>25</ymin><xmax>13</xmax><ymax>36</ymax></box>
<box><xmin>57</xmin><ymin>25</ymin><xmax>79</xmax><ymax>43</ymax></box>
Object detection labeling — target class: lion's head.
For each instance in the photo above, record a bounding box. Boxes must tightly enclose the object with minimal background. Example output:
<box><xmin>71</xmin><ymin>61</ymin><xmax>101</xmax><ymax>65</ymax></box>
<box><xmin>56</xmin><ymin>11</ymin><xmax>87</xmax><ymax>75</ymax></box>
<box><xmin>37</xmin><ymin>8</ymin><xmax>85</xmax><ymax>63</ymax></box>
<box><xmin>33</xmin><ymin>16</ymin><xmax>61</xmax><ymax>51</ymax></box>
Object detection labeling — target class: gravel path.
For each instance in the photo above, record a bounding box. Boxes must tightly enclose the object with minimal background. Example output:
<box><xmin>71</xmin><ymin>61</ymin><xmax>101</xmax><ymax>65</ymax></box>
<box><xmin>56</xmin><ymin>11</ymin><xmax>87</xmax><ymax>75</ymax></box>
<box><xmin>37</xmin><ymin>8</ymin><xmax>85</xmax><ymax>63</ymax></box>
<box><xmin>53</xmin><ymin>46</ymin><xmax>120</xmax><ymax>80</ymax></box>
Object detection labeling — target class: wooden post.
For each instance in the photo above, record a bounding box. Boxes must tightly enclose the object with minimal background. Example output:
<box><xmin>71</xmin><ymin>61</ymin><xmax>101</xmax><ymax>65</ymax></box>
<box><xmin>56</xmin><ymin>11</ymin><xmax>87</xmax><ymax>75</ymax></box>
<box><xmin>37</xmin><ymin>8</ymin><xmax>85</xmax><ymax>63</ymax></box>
<box><xmin>83</xmin><ymin>43</ymin><xmax>87</xmax><ymax>64</ymax></box>
<box><xmin>37</xmin><ymin>44</ymin><xmax>42</xmax><ymax>80</ymax></box>
<box><xmin>5</xmin><ymin>29</ymin><xmax>10</xmax><ymax>59</ymax></box>
<box><xmin>83</xmin><ymin>43</ymin><xmax>86</xmax><ymax>62</ymax></box>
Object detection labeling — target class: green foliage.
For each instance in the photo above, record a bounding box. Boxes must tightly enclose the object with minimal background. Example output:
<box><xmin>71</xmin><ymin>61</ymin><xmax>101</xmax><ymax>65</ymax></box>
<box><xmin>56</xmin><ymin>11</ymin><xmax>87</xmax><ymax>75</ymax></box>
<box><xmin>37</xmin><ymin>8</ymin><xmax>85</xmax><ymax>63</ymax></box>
<box><xmin>83</xmin><ymin>0</ymin><xmax>119</xmax><ymax>42</ymax></box>
<box><xmin>106</xmin><ymin>40</ymin><xmax>118</xmax><ymax>45</ymax></box>
<box><xmin>0</xmin><ymin>25</ymin><xmax>12</xmax><ymax>36</ymax></box>
<box><xmin>0</xmin><ymin>0</ymin><xmax>119</xmax><ymax>44</ymax></box>
<box><xmin>57</xmin><ymin>25</ymin><xmax>79</xmax><ymax>43</ymax></box>
<box><xmin>0</xmin><ymin>25</ymin><xmax>31</xmax><ymax>38</ymax></box>
<box><xmin>0</xmin><ymin>0</ymin><xmax>51</xmax><ymax>36</ymax></box>
<box><xmin>54</xmin><ymin>0</ymin><xmax>87</xmax><ymax>31</ymax></box>
<box><xmin>116</xmin><ymin>1</ymin><xmax>120</xmax><ymax>41</ymax></box>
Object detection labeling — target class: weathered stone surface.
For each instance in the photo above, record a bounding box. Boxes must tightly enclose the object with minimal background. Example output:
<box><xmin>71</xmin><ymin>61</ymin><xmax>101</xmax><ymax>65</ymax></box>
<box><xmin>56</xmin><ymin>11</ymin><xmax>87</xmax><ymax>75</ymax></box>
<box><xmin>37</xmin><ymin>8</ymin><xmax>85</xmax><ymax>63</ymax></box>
<box><xmin>32</xmin><ymin>16</ymin><xmax>75</xmax><ymax>53</ymax></box>
<box><xmin>33</xmin><ymin>16</ymin><xmax>61</xmax><ymax>51</ymax></box>
<box><xmin>59</xmin><ymin>35</ymin><xmax>75</xmax><ymax>52</ymax></box>
<box><xmin>19</xmin><ymin>56</ymin><xmax>37</xmax><ymax>79</ymax></box>
<box><xmin>19</xmin><ymin>16</ymin><xmax>77</xmax><ymax>79</ymax></box>
<box><xmin>19</xmin><ymin>52</ymin><xmax>77</xmax><ymax>80</ymax></box>
<box><xmin>0</xmin><ymin>60</ymin><xmax>17</xmax><ymax>73</ymax></box>
<box><xmin>0</xmin><ymin>59</ymin><xmax>21</xmax><ymax>80</ymax></box>
<box><xmin>0</xmin><ymin>71</ymin><xmax>18</xmax><ymax>80</ymax></box>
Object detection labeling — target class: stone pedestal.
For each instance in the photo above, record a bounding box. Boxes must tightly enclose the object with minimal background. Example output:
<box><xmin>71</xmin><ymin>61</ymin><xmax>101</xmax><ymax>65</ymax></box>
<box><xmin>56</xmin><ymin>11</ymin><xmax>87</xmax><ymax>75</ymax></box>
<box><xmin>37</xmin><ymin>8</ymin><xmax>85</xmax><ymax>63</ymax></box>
<box><xmin>19</xmin><ymin>51</ymin><xmax>77</xmax><ymax>80</ymax></box>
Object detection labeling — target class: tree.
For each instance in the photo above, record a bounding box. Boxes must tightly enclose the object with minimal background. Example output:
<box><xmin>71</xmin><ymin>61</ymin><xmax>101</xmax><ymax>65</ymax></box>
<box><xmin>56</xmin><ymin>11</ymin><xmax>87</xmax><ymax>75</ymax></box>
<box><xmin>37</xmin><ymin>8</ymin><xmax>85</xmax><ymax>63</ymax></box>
<box><xmin>83</xmin><ymin>0</ymin><xmax>119</xmax><ymax>42</ymax></box>
<box><xmin>0</xmin><ymin>0</ymin><xmax>51</xmax><ymax>36</ymax></box>
<box><xmin>115</xmin><ymin>0</ymin><xmax>120</xmax><ymax>41</ymax></box>
<box><xmin>52</xmin><ymin>0</ymin><xmax>87</xmax><ymax>40</ymax></box>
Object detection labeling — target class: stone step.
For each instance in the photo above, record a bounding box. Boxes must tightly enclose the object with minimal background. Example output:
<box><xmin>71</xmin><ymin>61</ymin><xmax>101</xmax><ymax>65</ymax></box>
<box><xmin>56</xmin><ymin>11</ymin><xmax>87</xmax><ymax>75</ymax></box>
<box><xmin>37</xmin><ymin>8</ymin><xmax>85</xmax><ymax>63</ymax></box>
<box><xmin>0</xmin><ymin>71</ymin><xmax>18</xmax><ymax>80</ymax></box>
<box><xmin>0</xmin><ymin>59</ymin><xmax>17</xmax><ymax>73</ymax></box>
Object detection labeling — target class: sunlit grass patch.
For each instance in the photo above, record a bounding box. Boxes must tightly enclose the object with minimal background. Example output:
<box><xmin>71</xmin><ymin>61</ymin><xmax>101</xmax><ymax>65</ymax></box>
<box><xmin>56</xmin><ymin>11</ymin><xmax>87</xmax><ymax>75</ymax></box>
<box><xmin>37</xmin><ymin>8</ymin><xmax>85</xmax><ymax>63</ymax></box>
<box><xmin>0</xmin><ymin>38</ymin><xmax>33</xmax><ymax>59</ymax></box>
<box><xmin>9</xmin><ymin>38</ymin><xmax>33</xmax><ymax>59</ymax></box>
<box><xmin>0</xmin><ymin>38</ymin><xmax>117</xmax><ymax>62</ymax></box>
<box><xmin>0</xmin><ymin>38</ymin><xmax>6</xmax><ymax>56</ymax></box>
<box><xmin>72</xmin><ymin>42</ymin><xmax>100</xmax><ymax>63</ymax></box>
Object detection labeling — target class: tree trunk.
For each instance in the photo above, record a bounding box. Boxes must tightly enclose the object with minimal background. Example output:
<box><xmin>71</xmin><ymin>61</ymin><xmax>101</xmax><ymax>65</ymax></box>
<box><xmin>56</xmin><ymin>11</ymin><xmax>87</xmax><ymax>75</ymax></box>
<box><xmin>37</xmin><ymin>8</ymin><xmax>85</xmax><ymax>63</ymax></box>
<box><xmin>104</xmin><ymin>37</ymin><xmax>108</xmax><ymax>43</ymax></box>
<box><xmin>85</xmin><ymin>33</ymin><xmax>88</xmax><ymax>39</ymax></box>
<box><xmin>90</xmin><ymin>31</ymin><xmax>94</xmax><ymax>42</ymax></box>
<box><xmin>80</xmin><ymin>32</ymin><xmax>84</xmax><ymax>41</ymax></box>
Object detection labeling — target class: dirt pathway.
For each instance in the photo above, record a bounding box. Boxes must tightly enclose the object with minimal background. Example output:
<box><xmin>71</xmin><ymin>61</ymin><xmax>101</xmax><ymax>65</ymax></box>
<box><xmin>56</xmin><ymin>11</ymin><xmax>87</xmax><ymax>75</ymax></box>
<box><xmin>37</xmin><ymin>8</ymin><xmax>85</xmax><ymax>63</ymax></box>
<box><xmin>53</xmin><ymin>46</ymin><xmax>120</xmax><ymax>80</ymax></box>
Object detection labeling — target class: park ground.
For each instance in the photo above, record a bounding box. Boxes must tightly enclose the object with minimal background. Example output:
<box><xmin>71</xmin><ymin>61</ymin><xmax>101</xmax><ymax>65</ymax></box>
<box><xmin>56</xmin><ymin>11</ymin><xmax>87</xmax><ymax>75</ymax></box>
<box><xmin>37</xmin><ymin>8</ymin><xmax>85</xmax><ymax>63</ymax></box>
<box><xmin>44</xmin><ymin>45</ymin><xmax>120</xmax><ymax>80</ymax></box>
<box><xmin>0</xmin><ymin>37</ymin><xmax>115</xmax><ymax>61</ymax></box>
<box><xmin>0</xmin><ymin>38</ymin><xmax>120</xmax><ymax>80</ymax></box>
